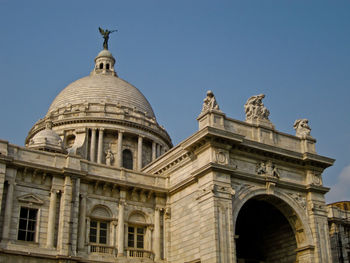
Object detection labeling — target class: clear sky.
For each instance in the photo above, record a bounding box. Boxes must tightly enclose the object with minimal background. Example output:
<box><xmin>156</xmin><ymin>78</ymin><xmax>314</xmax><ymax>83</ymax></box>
<box><xmin>0</xmin><ymin>0</ymin><xmax>349</xmax><ymax>203</ymax></box>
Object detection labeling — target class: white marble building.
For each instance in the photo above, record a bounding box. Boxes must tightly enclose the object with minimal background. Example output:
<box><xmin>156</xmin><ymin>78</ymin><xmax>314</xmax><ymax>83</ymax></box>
<box><xmin>0</xmin><ymin>43</ymin><xmax>346</xmax><ymax>263</ymax></box>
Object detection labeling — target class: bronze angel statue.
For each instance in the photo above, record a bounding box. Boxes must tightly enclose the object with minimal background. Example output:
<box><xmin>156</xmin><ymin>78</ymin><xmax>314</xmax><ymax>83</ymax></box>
<box><xmin>99</xmin><ymin>27</ymin><xmax>117</xmax><ymax>50</ymax></box>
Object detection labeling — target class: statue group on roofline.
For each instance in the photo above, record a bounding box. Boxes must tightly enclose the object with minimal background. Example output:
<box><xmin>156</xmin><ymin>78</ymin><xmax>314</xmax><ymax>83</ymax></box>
<box><xmin>244</xmin><ymin>94</ymin><xmax>270</xmax><ymax>121</ymax></box>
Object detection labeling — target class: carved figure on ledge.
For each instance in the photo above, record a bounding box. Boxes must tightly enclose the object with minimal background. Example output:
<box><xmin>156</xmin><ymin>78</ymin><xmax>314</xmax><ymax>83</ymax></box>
<box><xmin>244</xmin><ymin>94</ymin><xmax>270</xmax><ymax>121</ymax></box>
<box><xmin>105</xmin><ymin>148</ymin><xmax>114</xmax><ymax>166</ymax></box>
<box><xmin>256</xmin><ymin>160</ymin><xmax>280</xmax><ymax>178</ymax></box>
<box><xmin>293</xmin><ymin>119</ymin><xmax>311</xmax><ymax>137</ymax></box>
<box><xmin>201</xmin><ymin>90</ymin><xmax>221</xmax><ymax>113</ymax></box>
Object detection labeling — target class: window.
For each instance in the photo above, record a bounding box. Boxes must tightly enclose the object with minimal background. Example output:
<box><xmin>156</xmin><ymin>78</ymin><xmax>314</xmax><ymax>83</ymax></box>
<box><xmin>18</xmin><ymin>207</ymin><xmax>38</xmax><ymax>242</ymax></box>
<box><xmin>90</xmin><ymin>220</ymin><xmax>108</xmax><ymax>244</ymax></box>
<box><xmin>128</xmin><ymin>226</ymin><xmax>145</xmax><ymax>249</ymax></box>
<box><xmin>122</xmin><ymin>149</ymin><xmax>133</xmax><ymax>169</ymax></box>
<box><xmin>99</xmin><ymin>63</ymin><xmax>103</xmax><ymax>69</ymax></box>
<box><xmin>106</xmin><ymin>63</ymin><xmax>110</xmax><ymax>70</ymax></box>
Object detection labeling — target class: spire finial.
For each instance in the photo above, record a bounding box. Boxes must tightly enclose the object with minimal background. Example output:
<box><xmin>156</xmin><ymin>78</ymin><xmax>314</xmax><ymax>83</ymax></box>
<box><xmin>99</xmin><ymin>27</ymin><xmax>118</xmax><ymax>50</ymax></box>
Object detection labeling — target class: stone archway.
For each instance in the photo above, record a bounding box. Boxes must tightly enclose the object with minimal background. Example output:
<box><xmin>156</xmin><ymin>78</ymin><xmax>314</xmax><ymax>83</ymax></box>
<box><xmin>232</xmin><ymin>190</ymin><xmax>315</xmax><ymax>263</ymax></box>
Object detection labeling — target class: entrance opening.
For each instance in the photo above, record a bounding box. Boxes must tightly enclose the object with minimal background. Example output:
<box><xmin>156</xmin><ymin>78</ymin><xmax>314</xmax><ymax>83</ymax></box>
<box><xmin>235</xmin><ymin>197</ymin><xmax>297</xmax><ymax>263</ymax></box>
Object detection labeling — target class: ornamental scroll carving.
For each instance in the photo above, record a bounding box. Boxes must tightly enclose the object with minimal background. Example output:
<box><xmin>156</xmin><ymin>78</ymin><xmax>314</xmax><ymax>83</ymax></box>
<box><xmin>201</xmin><ymin>90</ymin><xmax>221</xmax><ymax>113</ymax></box>
<box><xmin>287</xmin><ymin>192</ymin><xmax>307</xmax><ymax>210</ymax></box>
<box><xmin>293</xmin><ymin>119</ymin><xmax>311</xmax><ymax>137</ymax></box>
<box><xmin>244</xmin><ymin>94</ymin><xmax>270</xmax><ymax>121</ymax></box>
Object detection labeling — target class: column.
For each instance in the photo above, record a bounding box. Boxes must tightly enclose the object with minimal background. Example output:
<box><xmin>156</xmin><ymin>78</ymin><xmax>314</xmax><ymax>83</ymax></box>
<box><xmin>117</xmin><ymin>200</ymin><xmax>125</xmax><ymax>257</ymax></box>
<box><xmin>117</xmin><ymin>131</ymin><xmax>123</xmax><ymax>168</ymax></box>
<box><xmin>111</xmin><ymin>220</ymin><xmax>117</xmax><ymax>252</ymax></box>
<box><xmin>57</xmin><ymin>176</ymin><xmax>73</xmax><ymax>254</ymax></box>
<box><xmin>97</xmin><ymin>128</ymin><xmax>104</xmax><ymax>164</ymax></box>
<box><xmin>152</xmin><ymin>142</ymin><xmax>156</xmax><ymax>161</ymax></box>
<box><xmin>2</xmin><ymin>180</ymin><xmax>15</xmax><ymax>240</ymax></box>
<box><xmin>156</xmin><ymin>144</ymin><xmax>161</xmax><ymax>158</ymax></box>
<box><xmin>90</xmin><ymin>128</ymin><xmax>97</xmax><ymax>162</ymax></box>
<box><xmin>154</xmin><ymin>207</ymin><xmax>161</xmax><ymax>261</ymax></box>
<box><xmin>137</xmin><ymin>136</ymin><xmax>143</xmax><ymax>171</ymax></box>
<box><xmin>78</xmin><ymin>194</ymin><xmax>87</xmax><ymax>251</ymax></box>
<box><xmin>46</xmin><ymin>189</ymin><xmax>58</xmax><ymax>248</ymax></box>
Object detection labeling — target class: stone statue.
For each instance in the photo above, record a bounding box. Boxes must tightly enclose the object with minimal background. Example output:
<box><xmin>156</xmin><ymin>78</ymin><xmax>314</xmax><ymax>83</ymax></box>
<box><xmin>105</xmin><ymin>148</ymin><xmax>114</xmax><ymax>166</ymax></box>
<box><xmin>99</xmin><ymin>27</ymin><xmax>117</xmax><ymax>50</ymax></box>
<box><xmin>45</xmin><ymin>120</ymin><xmax>53</xmax><ymax>130</ymax></box>
<box><xmin>244</xmin><ymin>94</ymin><xmax>270</xmax><ymax>121</ymax></box>
<box><xmin>201</xmin><ymin>90</ymin><xmax>221</xmax><ymax>113</ymax></box>
<box><xmin>256</xmin><ymin>160</ymin><xmax>280</xmax><ymax>178</ymax></box>
<box><xmin>293</xmin><ymin>119</ymin><xmax>311</xmax><ymax>137</ymax></box>
<box><xmin>256</xmin><ymin>161</ymin><xmax>266</xmax><ymax>175</ymax></box>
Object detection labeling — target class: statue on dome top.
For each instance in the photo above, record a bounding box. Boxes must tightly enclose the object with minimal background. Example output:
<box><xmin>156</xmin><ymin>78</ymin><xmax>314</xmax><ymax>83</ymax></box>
<box><xmin>99</xmin><ymin>27</ymin><xmax>118</xmax><ymax>50</ymax></box>
<box><xmin>201</xmin><ymin>90</ymin><xmax>221</xmax><ymax>113</ymax></box>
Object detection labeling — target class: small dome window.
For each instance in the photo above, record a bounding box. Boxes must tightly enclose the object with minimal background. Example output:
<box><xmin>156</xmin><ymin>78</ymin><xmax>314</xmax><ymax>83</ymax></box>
<box><xmin>99</xmin><ymin>63</ymin><xmax>103</xmax><ymax>69</ymax></box>
<box><xmin>106</xmin><ymin>64</ymin><xmax>110</xmax><ymax>70</ymax></box>
<box><xmin>122</xmin><ymin>149</ymin><xmax>133</xmax><ymax>170</ymax></box>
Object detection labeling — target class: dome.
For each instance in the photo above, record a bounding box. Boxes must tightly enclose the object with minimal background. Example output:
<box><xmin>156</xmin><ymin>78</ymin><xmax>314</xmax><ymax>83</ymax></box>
<box><xmin>26</xmin><ymin>48</ymin><xmax>172</xmax><ymax>164</ymax></box>
<box><xmin>28</xmin><ymin>121</ymin><xmax>65</xmax><ymax>153</ymax></box>
<box><xmin>47</xmin><ymin>75</ymin><xmax>155</xmax><ymax>118</ymax></box>
<box><xmin>96</xmin><ymin>49</ymin><xmax>114</xmax><ymax>58</ymax></box>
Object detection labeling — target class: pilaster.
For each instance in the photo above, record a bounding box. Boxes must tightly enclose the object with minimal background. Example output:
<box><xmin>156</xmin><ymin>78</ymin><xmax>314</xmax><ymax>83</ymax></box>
<box><xmin>2</xmin><ymin>168</ymin><xmax>17</xmax><ymax>241</ymax></box>
<box><xmin>57</xmin><ymin>175</ymin><xmax>73</xmax><ymax>255</ymax></box>
<box><xmin>117</xmin><ymin>189</ymin><xmax>126</xmax><ymax>257</ymax></box>
<box><xmin>46</xmin><ymin>188</ymin><xmax>58</xmax><ymax>248</ymax></box>
<box><xmin>78</xmin><ymin>193</ymin><xmax>87</xmax><ymax>251</ymax></box>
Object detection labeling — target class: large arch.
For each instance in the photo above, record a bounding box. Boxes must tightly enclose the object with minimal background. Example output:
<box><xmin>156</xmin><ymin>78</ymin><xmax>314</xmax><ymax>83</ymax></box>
<box><xmin>232</xmin><ymin>187</ymin><xmax>315</xmax><ymax>263</ymax></box>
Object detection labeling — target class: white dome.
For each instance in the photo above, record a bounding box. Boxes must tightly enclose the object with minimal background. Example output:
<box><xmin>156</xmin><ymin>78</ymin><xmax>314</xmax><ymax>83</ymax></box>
<box><xmin>28</xmin><ymin>127</ymin><xmax>64</xmax><ymax>153</ymax></box>
<box><xmin>47</xmin><ymin>74</ymin><xmax>155</xmax><ymax>118</ymax></box>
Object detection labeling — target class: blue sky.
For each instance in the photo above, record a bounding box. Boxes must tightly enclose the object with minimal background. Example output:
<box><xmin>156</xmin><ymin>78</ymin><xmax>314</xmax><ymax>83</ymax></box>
<box><xmin>0</xmin><ymin>0</ymin><xmax>349</xmax><ymax>203</ymax></box>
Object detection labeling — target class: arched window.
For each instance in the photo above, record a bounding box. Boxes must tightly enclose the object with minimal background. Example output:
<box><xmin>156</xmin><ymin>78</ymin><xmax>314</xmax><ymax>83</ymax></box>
<box><xmin>89</xmin><ymin>206</ymin><xmax>111</xmax><ymax>251</ymax></box>
<box><xmin>99</xmin><ymin>63</ymin><xmax>103</xmax><ymax>69</ymax></box>
<box><xmin>128</xmin><ymin>212</ymin><xmax>146</xmax><ymax>249</ymax></box>
<box><xmin>122</xmin><ymin>149</ymin><xmax>133</xmax><ymax>169</ymax></box>
<box><xmin>106</xmin><ymin>63</ymin><xmax>110</xmax><ymax>70</ymax></box>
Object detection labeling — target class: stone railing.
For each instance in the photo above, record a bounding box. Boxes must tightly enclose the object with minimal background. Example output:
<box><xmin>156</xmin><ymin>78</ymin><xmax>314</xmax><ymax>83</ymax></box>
<box><xmin>89</xmin><ymin>244</ymin><xmax>115</xmax><ymax>254</ymax></box>
<box><xmin>126</xmin><ymin>248</ymin><xmax>154</xmax><ymax>259</ymax></box>
<box><xmin>328</xmin><ymin>206</ymin><xmax>350</xmax><ymax>221</ymax></box>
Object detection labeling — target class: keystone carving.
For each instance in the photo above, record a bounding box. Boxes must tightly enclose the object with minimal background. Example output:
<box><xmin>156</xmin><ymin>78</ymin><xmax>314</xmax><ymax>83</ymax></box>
<box><xmin>293</xmin><ymin>119</ymin><xmax>311</xmax><ymax>137</ymax></box>
<box><xmin>244</xmin><ymin>94</ymin><xmax>270</xmax><ymax>121</ymax></box>
<box><xmin>214</xmin><ymin>150</ymin><xmax>227</xmax><ymax>165</ymax></box>
<box><xmin>256</xmin><ymin>160</ymin><xmax>280</xmax><ymax>178</ymax></box>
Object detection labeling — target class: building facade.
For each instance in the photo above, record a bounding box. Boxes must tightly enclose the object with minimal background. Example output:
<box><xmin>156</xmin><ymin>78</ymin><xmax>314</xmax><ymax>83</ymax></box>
<box><xmin>328</xmin><ymin>201</ymin><xmax>350</xmax><ymax>263</ymax></box>
<box><xmin>0</xmin><ymin>44</ymin><xmax>347</xmax><ymax>263</ymax></box>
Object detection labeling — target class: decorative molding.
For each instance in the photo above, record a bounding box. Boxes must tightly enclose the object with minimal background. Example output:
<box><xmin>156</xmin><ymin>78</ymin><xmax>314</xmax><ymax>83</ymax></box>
<box><xmin>256</xmin><ymin>160</ymin><xmax>280</xmax><ymax>179</ymax></box>
<box><xmin>17</xmin><ymin>193</ymin><xmax>44</xmax><ymax>206</ymax></box>
<box><xmin>287</xmin><ymin>192</ymin><xmax>307</xmax><ymax>210</ymax></box>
